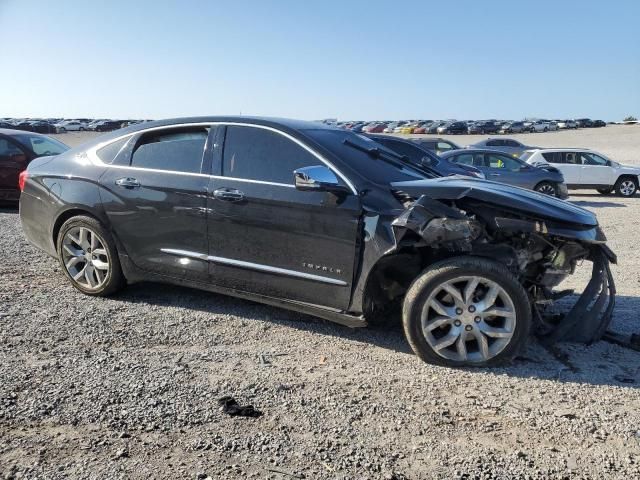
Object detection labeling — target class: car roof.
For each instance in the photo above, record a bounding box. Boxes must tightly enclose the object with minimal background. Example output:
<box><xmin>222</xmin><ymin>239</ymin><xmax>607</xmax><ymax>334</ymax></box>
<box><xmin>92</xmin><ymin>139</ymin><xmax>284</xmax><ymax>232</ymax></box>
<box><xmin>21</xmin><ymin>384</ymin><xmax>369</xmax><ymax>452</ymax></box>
<box><xmin>0</xmin><ymin>128</ymin><xmax>50</xmax><ymax>138</ymax></box>
<box><xmin>524</xmin><ymin>147</ymin><xmax>595</xmax><ymax>153</ymax></box>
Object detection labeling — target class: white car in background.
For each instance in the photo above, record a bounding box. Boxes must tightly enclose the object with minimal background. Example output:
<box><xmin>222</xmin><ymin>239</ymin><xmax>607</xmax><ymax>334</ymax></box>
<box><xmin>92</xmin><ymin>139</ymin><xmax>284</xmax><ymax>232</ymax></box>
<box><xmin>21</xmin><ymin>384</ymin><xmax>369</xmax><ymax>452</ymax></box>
<box><xmin>531</xmin><ymin>120</ymin><xmax>550</xmax><ymax>132</ymax></box>
<box><xmin>556</xmin><ymin>119</ymin><xmax>578</xmax><ymax>129</ymax></box>
<box><xmin>55</xmin><ymin>120</ymin><xmax>88</xmax><ymax>133</ymax></box>
<box><xmin>522</xmin><ymin>148</ymin><xmax>640</xmax><ymax>196</ymax></box>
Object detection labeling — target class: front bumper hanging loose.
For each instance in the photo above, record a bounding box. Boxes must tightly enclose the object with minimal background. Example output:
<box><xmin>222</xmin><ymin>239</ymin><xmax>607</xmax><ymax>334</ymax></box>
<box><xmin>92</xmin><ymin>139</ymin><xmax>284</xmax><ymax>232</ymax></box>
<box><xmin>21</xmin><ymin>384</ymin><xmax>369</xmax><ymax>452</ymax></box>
<box><xmin>542</xmin><ymin>245</ymin><xmax>616</xmax><ymax>345</ymax></box>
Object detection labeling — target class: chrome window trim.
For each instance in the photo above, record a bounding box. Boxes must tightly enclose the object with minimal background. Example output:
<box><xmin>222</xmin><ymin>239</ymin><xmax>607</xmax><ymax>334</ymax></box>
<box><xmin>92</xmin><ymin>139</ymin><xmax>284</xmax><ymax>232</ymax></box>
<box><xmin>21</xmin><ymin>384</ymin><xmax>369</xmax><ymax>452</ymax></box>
<box><xmin>161</xmin><ymin>248</ymin><xmax>348</xmax><ymax>286</ymax></box>
<box><xmin>85</xmin><ymin>121</ymin><xmax>357</xmax><ymax>194</ymax></box>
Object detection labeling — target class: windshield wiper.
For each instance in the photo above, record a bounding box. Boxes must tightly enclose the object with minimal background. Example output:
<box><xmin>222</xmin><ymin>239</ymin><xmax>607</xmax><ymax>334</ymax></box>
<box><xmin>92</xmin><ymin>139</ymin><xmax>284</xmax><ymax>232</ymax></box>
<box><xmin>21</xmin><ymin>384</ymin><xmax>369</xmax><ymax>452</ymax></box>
<box><xmin>343</xmin><ymin>138</ymin><xmax>439</xmax><ymax>178</ymax></box>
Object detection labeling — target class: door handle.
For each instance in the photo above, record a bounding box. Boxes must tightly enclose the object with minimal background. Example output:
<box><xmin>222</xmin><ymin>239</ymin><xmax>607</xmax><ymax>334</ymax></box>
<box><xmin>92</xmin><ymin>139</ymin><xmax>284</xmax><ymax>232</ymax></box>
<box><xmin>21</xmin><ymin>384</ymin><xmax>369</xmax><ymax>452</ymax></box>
<box><xmin>213</xmin><ymin>187</ymin><xmax>245</xmax><ymax>202</ymax></box>
<box><xmin>115</xmin><ymin>177</ymin><xmax>141</xmax><ymax>189</ymax></box>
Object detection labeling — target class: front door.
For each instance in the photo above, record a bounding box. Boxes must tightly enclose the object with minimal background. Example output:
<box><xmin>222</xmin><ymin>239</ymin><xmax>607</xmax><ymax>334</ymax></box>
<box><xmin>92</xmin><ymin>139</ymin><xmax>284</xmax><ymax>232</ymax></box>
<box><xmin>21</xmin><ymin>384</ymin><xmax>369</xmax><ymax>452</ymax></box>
<box><xmin>579</xmin><ymin>152</ymin><xmax>616</xmax><ymax>186</ymax></box>
<box><xmin>99</xmin><ymin>125</ymin><xmax>214</xmax><ymax>280</ymax></box>
<box><xmin>206</xmin><ymin>124</ymin><xmax>361</xmax><ymax>310</ymax></box>
<box><xmin>480</xmin><ymin>152</ymin><xmax>529</xmax><ymax>188</ymax></box>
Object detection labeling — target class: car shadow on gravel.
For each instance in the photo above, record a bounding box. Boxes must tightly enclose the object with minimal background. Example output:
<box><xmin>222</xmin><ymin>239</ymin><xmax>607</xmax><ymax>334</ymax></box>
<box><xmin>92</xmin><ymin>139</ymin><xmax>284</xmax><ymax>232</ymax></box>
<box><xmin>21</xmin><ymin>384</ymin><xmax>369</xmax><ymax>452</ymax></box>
<box><xmin>570</xmin><ymin>200</ymin><xmax>625</xmax><ymax>208</ymax></box>
<box><xmin>116</xmin><ymin>283</ymin><xmax>640</xmax><ymax>388</ymax></box>
<box><xmin>118</xmin><ymin>282</ymin><xmax>413</xmax><ymax>355</ymax></box>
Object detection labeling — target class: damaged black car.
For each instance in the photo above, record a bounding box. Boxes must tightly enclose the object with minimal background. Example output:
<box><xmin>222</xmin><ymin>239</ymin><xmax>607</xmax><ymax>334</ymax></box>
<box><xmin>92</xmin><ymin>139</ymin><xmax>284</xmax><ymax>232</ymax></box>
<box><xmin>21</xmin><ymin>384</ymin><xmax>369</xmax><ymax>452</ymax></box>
<box><xmin>19</xmin><ymin>117</ymin><xmax>616</xmax><ymax>367</ymax></box>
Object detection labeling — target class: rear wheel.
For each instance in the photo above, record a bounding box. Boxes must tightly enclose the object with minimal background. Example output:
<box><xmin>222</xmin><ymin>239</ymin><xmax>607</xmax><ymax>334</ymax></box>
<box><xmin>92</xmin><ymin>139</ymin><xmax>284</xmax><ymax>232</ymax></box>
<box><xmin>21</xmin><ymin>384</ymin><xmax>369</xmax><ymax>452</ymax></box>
<box><xmin>56</xmin><ymin>215</ymin><xmax>125</xmax><ymax>296</ymax></box>
<box><xmin>614</xmin><ymin>177</ymin><xmax>638</xmax><ymax>197</ymax></box>
<box><xmin>534</xmin><ymin>181</ymin><xmax>557</xmax><ymax>196</ymax></box>
<box><xmin>402</xmin><ymin>257</ymin><xmax>531</xmax><ymax>367</ymax></box>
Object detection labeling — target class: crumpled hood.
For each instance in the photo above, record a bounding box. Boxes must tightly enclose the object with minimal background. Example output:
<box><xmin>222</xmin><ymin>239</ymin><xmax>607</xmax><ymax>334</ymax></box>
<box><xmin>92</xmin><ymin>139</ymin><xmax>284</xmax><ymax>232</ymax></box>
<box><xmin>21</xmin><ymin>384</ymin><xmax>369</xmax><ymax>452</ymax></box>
<box><xmin>391</xmin><ymin>177</ymin><xmax>597</xmax><ymax>226</ymax></box>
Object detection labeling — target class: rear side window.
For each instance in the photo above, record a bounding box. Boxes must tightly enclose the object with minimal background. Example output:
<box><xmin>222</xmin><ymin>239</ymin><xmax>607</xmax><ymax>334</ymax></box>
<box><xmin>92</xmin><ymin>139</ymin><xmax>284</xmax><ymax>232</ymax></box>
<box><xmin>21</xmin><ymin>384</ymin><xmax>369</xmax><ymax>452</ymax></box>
<box><xmin>505</xmin><ymin>140</ymin><xmax>521</xmax><ymax>147</ymax></box>
<box><xmin>486</xmin><ymin>140</ymin><xmax>503</xmax><ymax>147</ymax></box>
<box><xmin>562</xmin><ymin>152</ymin><xmax>580</xmax><ymax>165</ymax></box>
<box><xmin>541</xmin><ymin>152</ymin><xmax>559</xmax><ymax>163</ymax></box>
<box><xmin>222</xmin><ymin>125</ymin><xmax>317</xmax><ymax>184</ymax></box>
<box><xmin>131</xmin><ymin>128</ymin><xmax>208</xmax><ymax>173</ymax></box>
<box><xmin>452</xmin><ymin>153</ymin><xmax>474</xmax><ymax>165</ymax></box>
<box><xmin>97</xmin><ymin>137</ymin><xmax>129</xmax><ymax>164</ymax></box>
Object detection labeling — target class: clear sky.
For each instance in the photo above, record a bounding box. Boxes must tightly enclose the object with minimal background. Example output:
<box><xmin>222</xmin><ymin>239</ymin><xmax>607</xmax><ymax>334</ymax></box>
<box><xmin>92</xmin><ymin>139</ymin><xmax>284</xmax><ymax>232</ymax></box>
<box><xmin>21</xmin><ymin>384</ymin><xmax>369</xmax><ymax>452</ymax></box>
<box><xmin>1</xmin><ymin>0</ymin><xmax>638</xmax><ymax>121</ymax></box>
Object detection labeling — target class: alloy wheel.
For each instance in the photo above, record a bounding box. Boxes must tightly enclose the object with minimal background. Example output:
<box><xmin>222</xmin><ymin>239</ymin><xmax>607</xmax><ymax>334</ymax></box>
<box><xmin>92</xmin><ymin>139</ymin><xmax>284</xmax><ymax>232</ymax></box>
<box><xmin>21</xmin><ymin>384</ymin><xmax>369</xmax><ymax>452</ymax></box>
<box><xmin>536</xmin><ymin>184</ymin><xmax>556</xmax><ymax>196</ymax></box>
<box><xmin>420</xmin><ymin>276</ymin><xmax>516</xmax><ymax>363</ymax></box>
<box><xmin>61</xmin><ymin>227</ymin><xmax>110</xmax><ymax>290</ymax></box>
<box><xmin>619</xmin><ymin>180</ymin><xmax>636</xmax><ymax>196</ymax></box>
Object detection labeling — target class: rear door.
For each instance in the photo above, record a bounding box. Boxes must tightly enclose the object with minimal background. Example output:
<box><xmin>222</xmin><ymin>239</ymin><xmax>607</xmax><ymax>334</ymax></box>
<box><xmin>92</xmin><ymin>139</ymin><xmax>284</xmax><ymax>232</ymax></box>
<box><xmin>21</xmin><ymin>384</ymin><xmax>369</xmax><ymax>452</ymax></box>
<box><xmin>206</xmin><ymin>124</ymin><xmax>361</xmax><ymax>310</ymax></box>
<box><xmin>553</xmin><ymin>151</ymin><xmax>583</xmax><ymax>185</ymax></box>
<box><xmin>482</xmin><ymin>152</ymin><xmax>529</xmax><ymax>188</ymax></box>
<box><xmin>99</xmin><ymin>125</ymin><xmax>214</xmax><ymax>280</ymax></box>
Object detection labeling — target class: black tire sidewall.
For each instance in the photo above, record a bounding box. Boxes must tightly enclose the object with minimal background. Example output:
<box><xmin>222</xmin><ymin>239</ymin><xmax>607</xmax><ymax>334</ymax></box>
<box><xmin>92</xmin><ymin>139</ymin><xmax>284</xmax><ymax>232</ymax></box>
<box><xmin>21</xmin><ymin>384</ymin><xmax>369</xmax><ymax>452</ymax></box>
<box><xmin>56</xmin><ymin>215</ymin><xmax>124</xmax><ymax>296</ymax></box>
<box><xmin>402</xmin><ymin>256</ymin><xmax>532</xmax><ymax>367</ymax></box>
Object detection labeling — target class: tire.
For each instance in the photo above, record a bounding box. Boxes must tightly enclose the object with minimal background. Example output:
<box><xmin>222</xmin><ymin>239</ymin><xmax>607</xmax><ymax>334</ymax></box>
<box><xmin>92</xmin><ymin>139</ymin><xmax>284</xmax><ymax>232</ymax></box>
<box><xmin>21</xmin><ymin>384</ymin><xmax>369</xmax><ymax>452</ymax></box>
<box><xmin>59</xmin><ymin>127</ymin><xmax>66</xmax><ymax>133</ymax></box>
<box><xmin>614</xmin><ymin>176</ymin><xmax>638</xmax><ymax>197</ymax></box>
<box><xmin>596</xmin><ymin>188</ymin><xmax>612</xmax><ymax>195</ymax></box>
<box><xmin>534</xmin><ymin>181</ymin><xmax>558</xmax><ymax>196</ymax></box>
<box><xmin>56</xmin><ymin>215</ymin><xmax>125</xmax><ymax>296</ymax></box>
<box><xmin>402</xmin><ymin>256</ymin><xmax>531</xmax><ymax>367</ymax></box>
<box><xmin>80</xmin><ymin>127</ymin><xmax>85</xmax><ymax>131</ymax></box>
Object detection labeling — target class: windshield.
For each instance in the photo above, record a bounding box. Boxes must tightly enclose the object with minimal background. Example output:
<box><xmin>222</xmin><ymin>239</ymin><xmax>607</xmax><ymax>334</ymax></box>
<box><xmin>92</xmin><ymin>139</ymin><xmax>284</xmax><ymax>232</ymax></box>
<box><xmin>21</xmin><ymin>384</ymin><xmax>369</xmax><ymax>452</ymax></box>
<box><xmin>13</xmin><ymin>134</ymin><xmax>70</xmax><ymax>157</ymax></box>
<box><xmin>303</xmin><ymin>129</ymin><xmax>426</xmax><ymax>183</ymax></box>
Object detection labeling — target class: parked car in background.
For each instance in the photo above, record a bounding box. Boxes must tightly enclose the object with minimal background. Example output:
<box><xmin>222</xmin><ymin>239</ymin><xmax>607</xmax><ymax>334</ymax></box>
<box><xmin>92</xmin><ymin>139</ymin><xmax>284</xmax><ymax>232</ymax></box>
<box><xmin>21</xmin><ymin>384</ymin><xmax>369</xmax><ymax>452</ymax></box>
<box><xmin>522</xmin><ymin>148</ymin><xmax>640</xmax><ymax>196</ymax></box>
<box><xmin>468</xmin><ymin>121</ymin><xmax>500</xmax><ymax>135</ymax></box>
<box><xmin>499</xmin><ymin>121</ymin><xmax>527</xmax><ymax>134</ymax></box>
<box><xmin>467</xmin><ymin>138</ymin><xmax>538</xmax><ymax>158</ymax></box>
<box><xmin>592</xmin><ymin>120</ymin><xmax>606</xmax><ymax>127</ymax></box>
<box><xmin>437</xmin><ymin>121</ymin><xmax>468</xmax><ymax>134</ymax></box>
<box><xmin>426</xmin><ymin>121</ymin><xmax>446</xmax><ymax>134</ymax></box>
<box><xmin>530</xmin><ymin>120</ymin><xmax>550</xmax><ymax>132</ymax></box>
<box><xmin>19</xmin><ymin>116</ymin><xmax>613</xmax><ymax>367</ymax></box>
<box><xmin>575</xmin><ymin>118</ymin><xmax>593</xmax><ymax>128</ymax></box>
<box><xmin>0</xmin><ymin>129</ymin><xmax>69</xmax><ymax>202</ymax></box>
<box><xmin>365</xmin><ymin>134</ymin><xmax>485</xmax><ymax>178</ymax></box>
<box><xmin>556</xmin><ymin>120</ymin><xmax>577</xmax><ymax>129</ymax></box>
<box><xmin>384</xmin><ymin>121</ymin><xmax>405</xmax><ymax>133</ymax></box>
<box><xmin>362</xmin><ymin>123</ymin><xmax>386</xmax><ymax>133</ymax></box>
<box><xmin>411</xmin><ymin>138</ymin><xmax>460</xmax><ymax>155</ymax></box>
<box><xmin>94</xmin><ymin>120</ymin><xmax>123</xmax><ymax>132</ymax></box>
<box><xmin>442</xmin><ymin>149</ymin><xmax>568</xmax><ymax>198</ymax></box>
<box><xmin>545</xmin><ymin>120</ymin><xmax>558</xmax><ymax>131</ymax></box>
<box><xmin>56</xmin><ymin>120</ymin><xmax>87</xmax><ymax>133</ymax></box>
<box><xmin>27</xmin><ymin>121</ymin><xmax>57</xmax><ymax>134</ymax></box>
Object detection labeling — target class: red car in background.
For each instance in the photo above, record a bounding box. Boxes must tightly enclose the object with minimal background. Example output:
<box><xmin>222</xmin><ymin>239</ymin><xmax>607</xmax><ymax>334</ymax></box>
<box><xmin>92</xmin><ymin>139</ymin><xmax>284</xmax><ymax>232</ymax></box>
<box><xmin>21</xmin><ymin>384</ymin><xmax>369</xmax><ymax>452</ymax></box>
<box><xmin>0</xmin><ymin>129</ymin><xmax>69</xmax><ymax>203</ymax></box>
<box><xmin>362</xmin><ymin>122</ymin><xmax>387</xmax><ymax>133</ymax></box>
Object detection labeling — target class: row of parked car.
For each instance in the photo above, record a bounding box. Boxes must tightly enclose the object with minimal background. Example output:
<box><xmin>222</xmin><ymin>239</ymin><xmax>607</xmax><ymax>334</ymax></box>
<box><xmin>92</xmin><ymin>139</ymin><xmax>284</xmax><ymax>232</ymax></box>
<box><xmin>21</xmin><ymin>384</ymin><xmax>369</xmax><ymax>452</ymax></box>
<box><xmin>341</xmin><ymin>118</ymin><xmax>608</xmax><ymax>135</ymax></box>
<box><xmin>361</xmin><ymin>134</ymin><xmax>640</xmax><ymax>198</ymax></box>
<box><xmin>0</xmin><ymin>118</ymin><xmax>151</xmax><ymax>134</ymax></box>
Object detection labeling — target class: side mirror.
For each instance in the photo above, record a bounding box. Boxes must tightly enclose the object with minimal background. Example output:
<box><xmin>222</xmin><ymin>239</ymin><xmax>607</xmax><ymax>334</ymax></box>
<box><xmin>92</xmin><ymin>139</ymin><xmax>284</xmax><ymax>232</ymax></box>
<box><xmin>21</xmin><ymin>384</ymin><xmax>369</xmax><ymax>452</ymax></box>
<box><xmin>293</xmin><ymin>165</ymin><xmax>348</xmax><ymax>193</ymax></box>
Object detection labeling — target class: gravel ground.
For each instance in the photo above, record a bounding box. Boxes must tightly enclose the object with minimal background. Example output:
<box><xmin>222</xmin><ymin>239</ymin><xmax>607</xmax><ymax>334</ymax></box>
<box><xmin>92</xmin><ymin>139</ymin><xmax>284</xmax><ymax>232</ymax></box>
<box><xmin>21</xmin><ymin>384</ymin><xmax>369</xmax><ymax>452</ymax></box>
<box><xmin>1</xmin><ymin>126</ymin><xmax>640</xmax><ymax>479</ymax></box>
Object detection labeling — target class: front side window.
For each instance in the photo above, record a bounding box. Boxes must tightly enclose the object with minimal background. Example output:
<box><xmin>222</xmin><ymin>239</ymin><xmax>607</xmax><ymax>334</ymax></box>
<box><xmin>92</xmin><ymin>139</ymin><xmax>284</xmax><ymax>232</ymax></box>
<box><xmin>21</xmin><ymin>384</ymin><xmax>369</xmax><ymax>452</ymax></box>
<box><xmin>580</xmin><ymin>152</ymin><xmax>609</xmax><ymax>166</ymax></box>
<box><xmin>485</xmin><ymin>153</ymin><xmax>522</xmax><ymax>171</ymax></box>
<box><xmin>131</xmin><ymin>127</ymin><xmax>208</xmax><ymax>173</ymax></box>
<box><xmin>222</xmin><ymin>125</ymin><xmax>318</xmax><ymax>184</ymax></box>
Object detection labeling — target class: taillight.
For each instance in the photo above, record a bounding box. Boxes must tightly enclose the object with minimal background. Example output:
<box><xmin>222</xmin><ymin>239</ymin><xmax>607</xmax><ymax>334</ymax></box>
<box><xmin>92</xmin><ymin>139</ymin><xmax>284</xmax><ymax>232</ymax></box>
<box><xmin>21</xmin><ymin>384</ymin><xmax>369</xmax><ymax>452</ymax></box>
<box><xmin>18</xmin><ymin>170</ymin><xmax>28</xmax><ymax>192</ymax></box>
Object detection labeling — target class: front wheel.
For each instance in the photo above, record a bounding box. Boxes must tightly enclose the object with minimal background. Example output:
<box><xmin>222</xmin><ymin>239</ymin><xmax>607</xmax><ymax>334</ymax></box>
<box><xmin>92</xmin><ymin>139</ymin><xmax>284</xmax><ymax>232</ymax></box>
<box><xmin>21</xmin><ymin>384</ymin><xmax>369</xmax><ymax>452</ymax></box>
<box><xmin>402</xmin><ymin>257</ymin><xmax>531</xmax><ymax>367</ymax></box>
<box><xmin>614</xmin><ymin>177</ymin><xmax>638</xmax><ymax>197</ymax></box>
<box><xmin>534</xmin><ymin>181</ymin><xmax>558</xmax><ymax>196</ymax></box>
<box><xmin>56</xmin><ymin>215</ymin><xmax>125</xmax><ymax>296</ymax></box>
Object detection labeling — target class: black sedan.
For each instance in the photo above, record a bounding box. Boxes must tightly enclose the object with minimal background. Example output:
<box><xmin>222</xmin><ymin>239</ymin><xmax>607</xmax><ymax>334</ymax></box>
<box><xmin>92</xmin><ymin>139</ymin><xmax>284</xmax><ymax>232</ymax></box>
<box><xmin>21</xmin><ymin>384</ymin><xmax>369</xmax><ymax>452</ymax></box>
<box><xmin>19</xmin><ymin>116</ymin><xmax>614</xmax><ymax>367</ymax></box>
<box><xmin>365</xmin><ymin>134</ymin><xmax>485</xmax><ymax>178</ymax></box>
